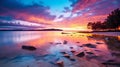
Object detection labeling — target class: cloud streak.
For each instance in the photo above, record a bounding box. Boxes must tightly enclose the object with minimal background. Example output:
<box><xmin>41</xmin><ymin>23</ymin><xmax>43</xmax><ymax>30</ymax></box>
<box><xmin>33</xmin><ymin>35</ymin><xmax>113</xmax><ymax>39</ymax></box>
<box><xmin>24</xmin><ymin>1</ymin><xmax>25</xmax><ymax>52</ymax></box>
<box><xmin>0</xmin><ymin>0</ymin><xmax>56</xmax><ymax>25</ymax></box>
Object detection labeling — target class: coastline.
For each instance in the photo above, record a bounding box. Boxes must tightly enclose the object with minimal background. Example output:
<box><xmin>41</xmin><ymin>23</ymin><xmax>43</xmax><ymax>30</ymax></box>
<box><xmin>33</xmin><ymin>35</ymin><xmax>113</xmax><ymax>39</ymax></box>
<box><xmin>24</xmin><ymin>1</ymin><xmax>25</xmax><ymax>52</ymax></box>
<box><xmin>92</xmin><ymin>32</ymin><xmax>120</xmax><ymax>36</ymax></box>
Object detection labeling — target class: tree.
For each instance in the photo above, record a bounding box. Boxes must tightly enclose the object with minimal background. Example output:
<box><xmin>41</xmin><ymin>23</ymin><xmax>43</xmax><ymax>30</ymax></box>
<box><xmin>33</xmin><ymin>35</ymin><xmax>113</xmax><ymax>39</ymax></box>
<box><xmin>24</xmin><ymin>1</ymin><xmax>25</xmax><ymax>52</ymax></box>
<box><xmin>87</xmin><ymin>22</ymin><xmax>93</xmax><ymax>29</ymax></box>
<box><xmin>87</xmin><ymin>8</ymin><xmax>120</xmax><ymax>31</ymax></box>
<box><xmin>105</xmin><ymin>8</ymin><xmax>120</xmax><ymax>29</ymax></box>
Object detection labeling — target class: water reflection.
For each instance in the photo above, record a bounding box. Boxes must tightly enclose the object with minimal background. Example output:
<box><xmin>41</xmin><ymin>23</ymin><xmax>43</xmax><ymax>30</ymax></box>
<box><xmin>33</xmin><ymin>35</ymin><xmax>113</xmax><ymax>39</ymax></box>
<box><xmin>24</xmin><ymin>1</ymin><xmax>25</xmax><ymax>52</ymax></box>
<box><xmin>87</xmin><ymin>34</ymin><xmax>120</xmax><ymax>62</ymax></box>
<box><xmin>0</xmin><ymin>31</ymin><xmax>120</xmax><ymax>67</ymax></box>
<box><xmin>87</xmin><ymin>34</ymin><xmax>120</xmax><ymax>51</ymax></box>
<box><xmin>0</xmin><ymin>31</ymin><xmax>41</xmax><ymax>45</ymax></box>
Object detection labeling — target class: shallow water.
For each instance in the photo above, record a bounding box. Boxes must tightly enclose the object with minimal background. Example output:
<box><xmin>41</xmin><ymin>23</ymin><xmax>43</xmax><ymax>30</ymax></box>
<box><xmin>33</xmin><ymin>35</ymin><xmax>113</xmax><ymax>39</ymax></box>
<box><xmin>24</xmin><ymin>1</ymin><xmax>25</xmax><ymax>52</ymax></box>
<box><xmin>0</xmin><ymin>31</ymin><xmax>120</xmax><ymax>67</ymax></box>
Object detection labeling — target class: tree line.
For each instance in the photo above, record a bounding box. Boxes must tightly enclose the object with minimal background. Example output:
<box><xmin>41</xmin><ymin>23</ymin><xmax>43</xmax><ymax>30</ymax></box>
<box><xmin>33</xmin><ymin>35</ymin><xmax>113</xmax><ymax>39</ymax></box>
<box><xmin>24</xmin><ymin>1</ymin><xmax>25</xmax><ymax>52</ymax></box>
<box><xmin>87</xmin><ymin>8</ymin><xmax>120</xmax><ymax>31</ymax></box>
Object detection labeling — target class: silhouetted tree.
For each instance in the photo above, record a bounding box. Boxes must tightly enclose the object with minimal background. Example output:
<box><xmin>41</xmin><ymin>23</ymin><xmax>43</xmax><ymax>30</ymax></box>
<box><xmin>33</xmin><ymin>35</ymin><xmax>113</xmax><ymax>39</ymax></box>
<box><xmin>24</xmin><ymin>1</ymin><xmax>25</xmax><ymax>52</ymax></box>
<box><xmin>105</xmin><ymin>8</ymin><xmax>120</xmax><ymax>29</ymax></box>
<box><xmin>87</xmin><ymin>8</ymin><xmax>120</xmax><ymax>31</ymax></box>
<box><xmin>87</xmin><ymin>22</ymin><xmax>93</xmax><ymax>29</ymax></box>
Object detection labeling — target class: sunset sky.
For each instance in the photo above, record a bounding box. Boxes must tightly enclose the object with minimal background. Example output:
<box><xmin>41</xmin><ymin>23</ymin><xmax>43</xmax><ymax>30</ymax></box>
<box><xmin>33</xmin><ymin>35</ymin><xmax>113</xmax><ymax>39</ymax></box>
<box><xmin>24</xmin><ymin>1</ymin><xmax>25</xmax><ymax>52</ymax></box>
<box><xmin>0</xmin><ymin>0</ymin><xmax>120</xmax><ymax>30</ymax></box>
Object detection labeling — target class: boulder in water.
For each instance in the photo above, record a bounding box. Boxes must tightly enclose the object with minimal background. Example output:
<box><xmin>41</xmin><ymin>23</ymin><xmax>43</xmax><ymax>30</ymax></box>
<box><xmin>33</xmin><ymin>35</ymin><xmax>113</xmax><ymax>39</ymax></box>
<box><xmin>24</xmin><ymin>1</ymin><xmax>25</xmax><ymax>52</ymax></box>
<box><xmin>56</xmin><ymin>60</ymin><xmax>64</xmax><ymax>67</ymax></box>
<box><xmin>63</xmin><ymin>40</ymin><xmax>67</xmax><ymax>44</ymax></box>
<box><xmin>86</xmin><ymin>52</ymin><xmax>94</xmax><ymax>54</ymax></box>
<box><xmin>22</xmin><ymin>45</ymin><xmax>36</xmax><ymax>51</ymax></box>
<box><xmin>63</xmin><ymin>54</ymin><xmax>70</xmax><ymax>58</ymax></box>
<box><xmin>83</xmin><ymin>43</ymin><xmax>96</xmax><ymax>48</ymax></box>
<box><xmin>76</xmin><ymin>52</ymin><xmax>85</xmax><ymax>57</ymax></box>
<box><xmin>96</xmin><ymin>42</ymin><xmax>103</xmax><ymax>44</ymax></box>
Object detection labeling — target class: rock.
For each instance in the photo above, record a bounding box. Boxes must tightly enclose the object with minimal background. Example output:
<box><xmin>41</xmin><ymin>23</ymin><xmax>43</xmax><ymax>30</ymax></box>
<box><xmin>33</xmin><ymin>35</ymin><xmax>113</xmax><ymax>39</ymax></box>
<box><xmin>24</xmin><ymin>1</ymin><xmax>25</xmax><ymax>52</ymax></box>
<box><xmin>106</xmin><ymin>60</ymin><xmax>115</xmax><ymax>62</ymax></box>
<box><xmin>79</xmin><ymin>46</ymin><xmax>83</xmax><ymax>47</ymax></box>
<box><xmin>63</xmin><ymin>40</ymin><xmax>67</xmax><ymax>44</ymax></box>
<box><xmin>83</xmin><ymin>43</ymin><xmax>96</xmax><ymax>48</ymax></box>
<box><xmin>49</xmin><ymin>42</ymin><xmax>53</xmax><ymax>44</ymax></box>
<box><xmin>94</xmin><ymin>50</ymin><xmax>102</xmax><ymax>52</ymax></box>
<box><xmin>86</xmin><ymin>55</ymin><xmax>99</xmax><ymax>59</ymax></box>
<box><xmin>70</xmin><ymin>47</ymin><xmax>73</xmax><ymax>49</ymax></box>
<box><xmin>63</xmin><ymin>54</ymin><xmax>70</xmax><ymax>58</ymax></box>
<box><xmin>76</xmin><ymin>52</ymin><xmax>85</xmax><ymax>57</ymax></box>
<box><xmin>96</xmin><ymin>42</ymin><xmax>103</xmax><ymax>44</ymax></box>
<box><xmin>102</xmin><ymin>62</ymin><xmax>120</xmax><ymax>65</ymax></box>
<box><xmin>71</xmin><ymin>49</ymin><xmax>76</xmax><ymax>53</ymax></box>
<box><xmin>76</xmin><ymin>42</ymin><xmax>80</xmax><ymax>43</ymax></box>
<box><xmin>55</xmin><ymin>42</ymin><xmax>62</xmax><ymax>45</ymax></box>
<box><xmin>61</xmin><ymin>32</ymin><xmax>65</xmax><ymax>34</ymax></box>
<box><xmin>22</xmin><ymin>45</ymin><xmax>36</xmax><ymax>51</ymax></box>
<box><xmin>60</xmin><ymin>52</ymin><xmax>66</xmax><ymax>54</ymax></box>
<box><xmin>70</xmin><ymin>58</ymin><xmax>76</xmax><ymax>61</ymax></box>
<box><xmin>86</xmin><ymin>52</ymin><xmax>94</xmax><ymax>54</ymax></box>
<box><xmin>61</xmin><ymin>32</ymin><xmax>69</xmax><ymax>34</ymax></box>
<box><xmin>56</xmin><ymin>60</ymin><xmax>64</xmax><ymax>67</ymax></box>
<box><xmin>111</xmin><ymin>52</ymin><xmax>120</xmax><ymax>56</ymax></box>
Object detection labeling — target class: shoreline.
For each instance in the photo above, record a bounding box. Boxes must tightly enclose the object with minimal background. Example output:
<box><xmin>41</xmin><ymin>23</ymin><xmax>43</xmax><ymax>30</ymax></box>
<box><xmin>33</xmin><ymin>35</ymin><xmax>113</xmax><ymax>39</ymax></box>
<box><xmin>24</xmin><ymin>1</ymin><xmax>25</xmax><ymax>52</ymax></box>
<box><xmin>92</xmin><ymin>32</ymin><xmax>120</xmax><ymax>36</ymax></box>
<box><xmin>0</xmin><ymin>30</ymin><xmax>120</xmax><ymax>36</ymax></box>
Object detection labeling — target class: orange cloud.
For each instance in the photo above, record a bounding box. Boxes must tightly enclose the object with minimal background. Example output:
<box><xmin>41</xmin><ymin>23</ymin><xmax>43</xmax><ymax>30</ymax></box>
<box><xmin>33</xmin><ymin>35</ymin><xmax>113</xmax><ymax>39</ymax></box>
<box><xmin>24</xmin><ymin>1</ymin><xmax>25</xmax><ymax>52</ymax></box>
<box><xmin>15</xmin><ymin>13</ymin><xmax>54</xmax><ymax>25</ymax></box>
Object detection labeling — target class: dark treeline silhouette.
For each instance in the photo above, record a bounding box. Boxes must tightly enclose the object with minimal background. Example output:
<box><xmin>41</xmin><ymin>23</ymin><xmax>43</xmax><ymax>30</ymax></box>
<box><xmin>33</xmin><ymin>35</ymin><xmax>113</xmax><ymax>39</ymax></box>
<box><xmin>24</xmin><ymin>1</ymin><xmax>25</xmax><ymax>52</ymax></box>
<box><xmin>87</xmin><ymin>8</ymin><xmax>120</xmax><ymax>31</ymax></box>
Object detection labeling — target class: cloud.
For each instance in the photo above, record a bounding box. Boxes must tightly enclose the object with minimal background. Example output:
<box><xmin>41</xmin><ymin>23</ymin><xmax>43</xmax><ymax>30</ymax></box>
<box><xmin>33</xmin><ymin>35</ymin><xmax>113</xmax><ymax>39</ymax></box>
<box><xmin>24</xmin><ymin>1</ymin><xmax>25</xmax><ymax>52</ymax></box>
<box><xmin>0</xmin><ymin>0</ymin><xmax>120</xmax><ymax>28</ymax></box>
<box><xmin>70</xmin><ymin>0</ymin><xmax>97</xmax><ymax>12</ymax></box>
<box><xmin>0</xmin><ymin>0</ymin><xmax>56</xmax><ymax>24</ymax></box>
<box><xmin>65</xmin><ymin>0</ymin><xmax>120</xmax><ymax>24</ymax></box>
<box><xmin>70</xmin><ymin>0</ymin><xmax>120</xmax><ymax>14</ymax></box>
<box><xmin>58</xmin><ymin>15</ymin><xmax>64</xmax><ymax>18</ymax></box>
<box><xmin>63</xmin><ymin>7</ymin><xmax>71</xmax><ymax>13</ymax></box>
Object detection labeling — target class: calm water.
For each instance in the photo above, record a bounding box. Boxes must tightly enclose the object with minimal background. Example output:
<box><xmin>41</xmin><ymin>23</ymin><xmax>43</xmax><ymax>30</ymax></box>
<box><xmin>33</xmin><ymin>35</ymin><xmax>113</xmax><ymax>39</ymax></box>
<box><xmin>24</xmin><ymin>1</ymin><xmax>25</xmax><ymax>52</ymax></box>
<box><xmin>0</xmin><ymin>31</ymin><xmax>120</xmax><ymax>67</ymax></box>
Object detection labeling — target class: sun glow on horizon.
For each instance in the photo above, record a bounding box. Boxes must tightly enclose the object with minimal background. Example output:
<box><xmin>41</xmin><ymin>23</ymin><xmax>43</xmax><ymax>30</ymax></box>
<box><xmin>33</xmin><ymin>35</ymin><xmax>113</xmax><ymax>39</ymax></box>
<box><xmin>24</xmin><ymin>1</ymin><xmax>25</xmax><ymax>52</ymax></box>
<box><xmin>55</xmin><ymin>26</ymin><xmax>92</xmax><ymax>31</ymax></box>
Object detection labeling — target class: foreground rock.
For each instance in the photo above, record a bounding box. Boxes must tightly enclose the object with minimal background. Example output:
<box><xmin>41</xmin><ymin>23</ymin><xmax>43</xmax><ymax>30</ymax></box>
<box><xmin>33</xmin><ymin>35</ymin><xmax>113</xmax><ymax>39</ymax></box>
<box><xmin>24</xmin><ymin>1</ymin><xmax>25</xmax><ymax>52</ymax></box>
<box><xmin>63</xmin><ymin>54</ymin><xmax>70</xmax><ymax>58</ymax></box>
<box><xmin>86</xmin><ymin>52</ymin><xmax>94</xmax><ymax>54</ymax></box>
<box><xmin>22</xmin><ymin>45</ymin><xmax>36</xmax><ymax>51</ymax></box>
<box><xmin>71</xmin><ymin>49</ymin><xmax>76</xmax><ymax>53</ymax></box>
<box><xmin>63</xmin><ymin>40</ymin><xmax>67</xmax><ymax>44</ymax></box>
<box><xmin>56</xmin><ymin>60</ymin><xmax>64</xmax><ymax>67</ymax></box>
<box><xmin>102</xmin><ymin>62</ymin><xmax>120</xmax><ymax>66</ymax></box>
<box><xmin>83</xmin><ymin>43</ymin><xmax>96</xmax><ymax>48</ymax></box>
<box><xmin>76</xmin><ymin>42</ymin><xmax>80</xmax><ymax>43</ymax></box>
<box><xmin>76</xmin><ymin>52</ymin><xmax>85</xmax><ymax>57</ymax></box>
<box><xmin>61</xmin><ymin>55</ymin><xmax>104</xmax><ymax>67</ymax></box>
<box><xmin>96</xmin><ymin>42</ymin><xmax>103</xmax><ymax>44</ymax></box>
<box><xmin>60</xmin><ymin>52</ymin><xmax>67</xmax><ymax>54</ymax></box>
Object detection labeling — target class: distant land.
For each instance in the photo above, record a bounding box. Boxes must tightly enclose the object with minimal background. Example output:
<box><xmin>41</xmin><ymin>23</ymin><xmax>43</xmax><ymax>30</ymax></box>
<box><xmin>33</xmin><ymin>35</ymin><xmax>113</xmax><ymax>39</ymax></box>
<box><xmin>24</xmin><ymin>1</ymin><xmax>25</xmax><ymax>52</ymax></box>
<box><xmin>38</xmin><ymin>29</ymin><xmax>63</xmax><ymax>31</ymax></box>
<box><xmin>0</xmin><ymin>28</ymin><xmax>63</xmax><ymax>31</ymax></box>
<box><xmin>77</xmin><ymin>29</ymin><xmax>120</xmax><ymax>33</ymax></box>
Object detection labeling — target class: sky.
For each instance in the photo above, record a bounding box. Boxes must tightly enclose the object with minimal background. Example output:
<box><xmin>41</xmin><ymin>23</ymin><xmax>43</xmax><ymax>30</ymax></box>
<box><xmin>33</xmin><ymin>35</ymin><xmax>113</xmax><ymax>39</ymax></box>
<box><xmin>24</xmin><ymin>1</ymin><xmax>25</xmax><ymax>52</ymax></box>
<box><xmin>0</xmin><ymin>0</ymin><xmax>120</xmax><ymax>30</ymax></box>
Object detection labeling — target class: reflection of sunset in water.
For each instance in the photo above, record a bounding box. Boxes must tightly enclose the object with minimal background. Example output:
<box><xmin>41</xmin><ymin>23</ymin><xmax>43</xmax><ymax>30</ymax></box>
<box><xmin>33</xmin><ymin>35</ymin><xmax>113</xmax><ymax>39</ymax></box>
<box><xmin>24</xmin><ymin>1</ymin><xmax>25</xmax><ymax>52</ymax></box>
<box><xmin>17</xmin><ymin>31</ymin><xmax>111</xmax><ymax>54</ymax></box>
<box><xmin>0</xmin><ymin>31</ymin><xmax>120</xmax><ymax>67</ymax></box>
<box><xmin>22</xmin><ymin>32</ymin><xmax>94</xmax><ymax>47</ymax></box>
